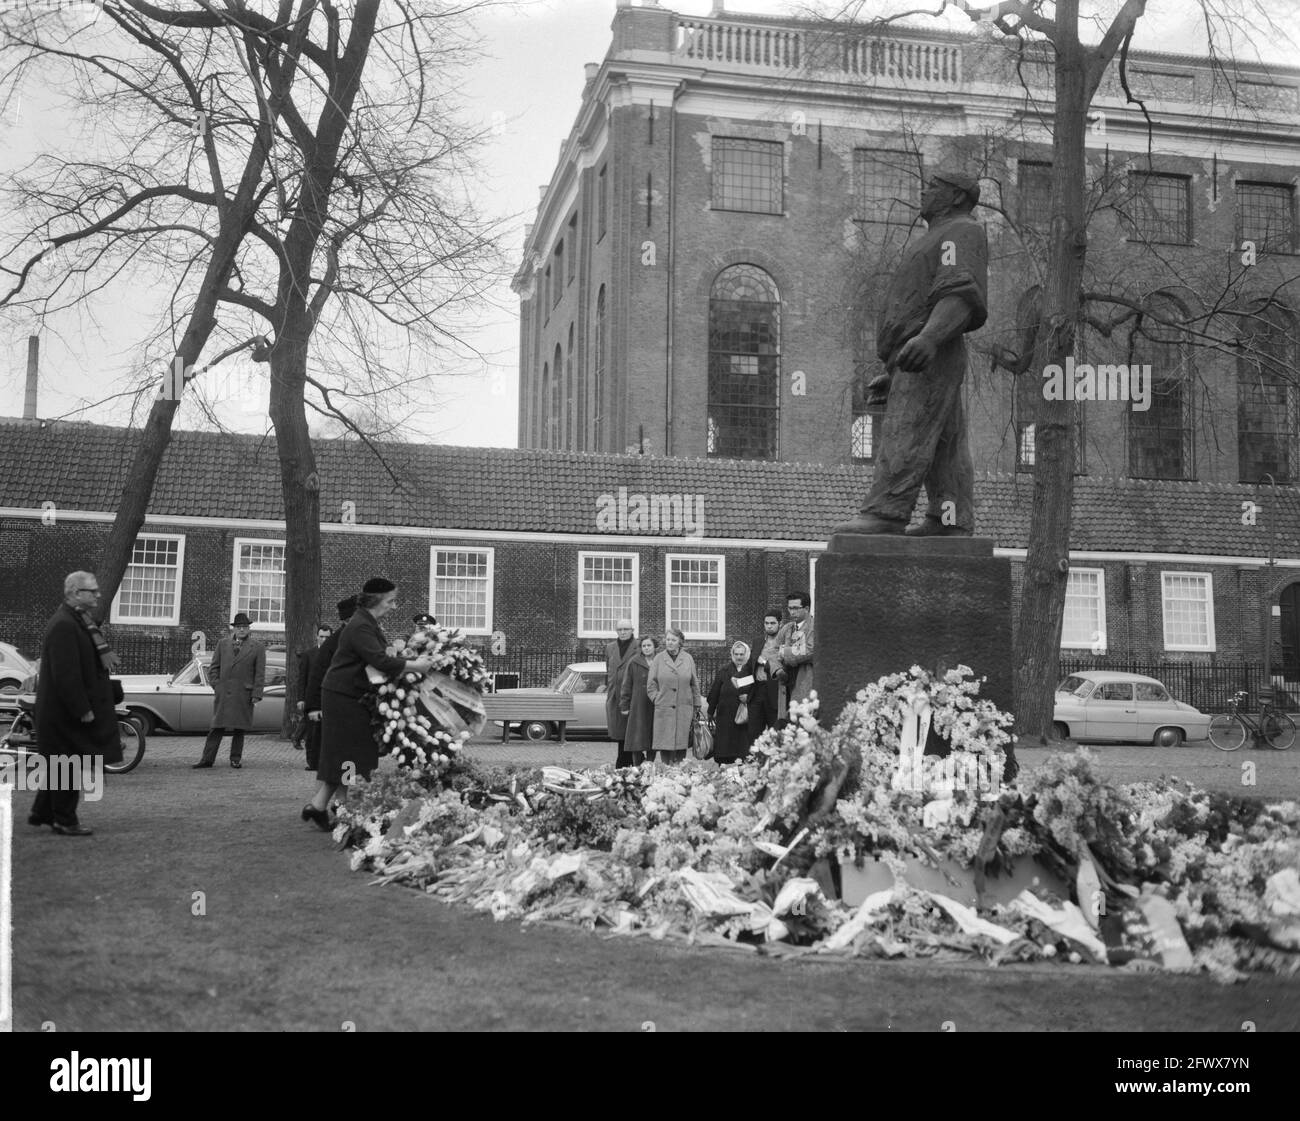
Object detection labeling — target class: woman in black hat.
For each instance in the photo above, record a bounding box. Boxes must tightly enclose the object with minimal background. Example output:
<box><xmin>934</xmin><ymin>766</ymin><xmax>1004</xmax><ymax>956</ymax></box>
<box><xmin>302</xmin><ymin>578</ymin><xmax>435</xmax><ymax>830</ymax></box>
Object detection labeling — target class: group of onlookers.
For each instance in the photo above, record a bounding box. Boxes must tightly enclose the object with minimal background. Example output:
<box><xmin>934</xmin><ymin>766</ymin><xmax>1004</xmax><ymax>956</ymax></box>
<box><xmin>604</xmin><ymin>592</ymin><xmax>814</xmax><ymax>767</ymax></box>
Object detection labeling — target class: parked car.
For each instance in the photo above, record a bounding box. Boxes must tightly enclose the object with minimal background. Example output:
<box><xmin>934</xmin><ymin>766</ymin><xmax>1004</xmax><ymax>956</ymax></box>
<box><xmin>1053</xmin><ymin>671</ymin><xmax>1211</xmax><ymax>747</ymax></box>
<box><xmin>491</xmin><ymin>662</ymin><xmax>609</xmax><ymax>740</ymax></box>
<box><xmin>117</xmin><ymin>650</ymin><xmax>288</xmax><ymax>735</ymax></box>
<box><xmin>0</xmin><ymin>642</ymin><xmax>36</xmax><ymax>696</ymax></box>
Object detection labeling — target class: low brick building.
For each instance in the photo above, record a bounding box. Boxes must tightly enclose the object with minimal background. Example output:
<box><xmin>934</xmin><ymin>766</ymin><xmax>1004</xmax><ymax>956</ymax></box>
<box><xmin>2</xmin><ymin>419</ymin><xmax>1298</xmax><ymax>708</ymax></box>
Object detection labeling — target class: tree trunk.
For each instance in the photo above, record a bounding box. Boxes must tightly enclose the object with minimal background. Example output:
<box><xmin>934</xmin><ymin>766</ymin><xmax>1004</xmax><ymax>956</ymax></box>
<box><xmin>1013</xmin><ymin>3</ymin><xmax>1090</xmax><ymax>744</ymax></box>
<box><xmin>268</xmin><ymin>330</ymin><xmax>321</xmax><ymax>734</ymax></box>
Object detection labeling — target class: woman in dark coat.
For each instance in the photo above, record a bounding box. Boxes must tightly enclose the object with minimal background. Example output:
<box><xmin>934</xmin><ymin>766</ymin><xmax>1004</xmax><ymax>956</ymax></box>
<box><xmin>618</xmin><ymin>635</ymin><xmax>657</xmax><ymax>766</ymax></box>
<box><xmin>301</xmin><ymin>578</ymin><xmax>434</xmax><ymax>830</ymax></box>
<box><xmin>706</xmin><ymin>640</ymin><xmax>758</xmax><ymax>764</ymax></box>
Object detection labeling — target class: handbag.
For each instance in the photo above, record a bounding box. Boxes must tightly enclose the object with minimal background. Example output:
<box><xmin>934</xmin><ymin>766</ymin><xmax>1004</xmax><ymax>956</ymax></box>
<box><xmin>734</xmin><ymin>700</ymin><xmax>749</xmax><ymax>725</ymax></box>
<box><xmin>691</xmin><ymin>713</ymin><xmax>715</xmax><ymax>760</ymax></box>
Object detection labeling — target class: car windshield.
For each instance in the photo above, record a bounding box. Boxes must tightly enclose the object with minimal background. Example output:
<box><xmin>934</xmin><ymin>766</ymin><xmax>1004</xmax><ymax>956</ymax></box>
<box><xmin>1057</xmin><ymin>676</ymin><xmax>1095</xmax><ymax>698</ymax></box>
<box><xmin>548</xmin><ymin>668</ymin><xmax>578</xmax><ymax>692</ymax></box>
<box><xmin>171</xmin><ymin>659</ymin><xmax>205</xmax><ymax>686</ymax></box>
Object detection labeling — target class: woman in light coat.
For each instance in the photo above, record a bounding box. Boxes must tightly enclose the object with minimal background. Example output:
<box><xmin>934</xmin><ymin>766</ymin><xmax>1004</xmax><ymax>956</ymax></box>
<box><xmin>619</xmin><ymin>635</ymin><xmax>657</xmax><ymax>766</ymax></box>
<box><xmin>645</xmin><ymin>627</ymin><xmax>704</xmax><ymax>764</ymax></box>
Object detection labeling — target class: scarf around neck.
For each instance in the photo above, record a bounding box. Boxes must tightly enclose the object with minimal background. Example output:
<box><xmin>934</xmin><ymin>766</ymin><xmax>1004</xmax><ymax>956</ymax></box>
<box><xmin>73</xmin><ymin>604</ymin><xmax>116</xmax><ymax>673</ymax></box>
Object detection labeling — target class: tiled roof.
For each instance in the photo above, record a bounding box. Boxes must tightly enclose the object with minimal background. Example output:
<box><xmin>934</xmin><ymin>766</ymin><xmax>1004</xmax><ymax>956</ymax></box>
<box><xmin>1</xmin><ymin>419</ymin><xmax>1298</xmax><ymax>556</ymax></box>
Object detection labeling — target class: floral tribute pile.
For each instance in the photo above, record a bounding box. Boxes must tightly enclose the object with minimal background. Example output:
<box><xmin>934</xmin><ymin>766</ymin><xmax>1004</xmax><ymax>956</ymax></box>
<box><xmin>364</xmin><ymin>620</ymin><xmax>490</xmax><ymax>771</ymax></box>
<box><xmin>338</xmin><ymin>665</ymin><xmax>1300</xmax><ymax>981</ymax></box>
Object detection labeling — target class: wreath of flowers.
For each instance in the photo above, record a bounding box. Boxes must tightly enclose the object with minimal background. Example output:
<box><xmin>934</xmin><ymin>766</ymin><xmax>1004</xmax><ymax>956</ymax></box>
<box><xmin>367</xmin><ymin>622</ymin><xmax>489</xmax><ymax>774</ymax></box>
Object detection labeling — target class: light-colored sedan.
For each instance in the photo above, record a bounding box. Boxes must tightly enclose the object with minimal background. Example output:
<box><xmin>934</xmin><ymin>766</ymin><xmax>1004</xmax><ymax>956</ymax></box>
<box><xmin>492</xmin><ymin>661</ymin><xmax>610</xmax><ymax>740</ymax></box>
<box><xmin>1053</xmin><ymin>671</ymin><xmax>1211</xmax><ymax>747</ymax></box>
<box><xmin>0</xmin><ymin>642</ymin><xmax>36</xmax><ymax>696</ymax></box>
<box><xmin>118</xmin><ymin>651</ymin><xmax>288</xmax><ymax>735</ymax></box>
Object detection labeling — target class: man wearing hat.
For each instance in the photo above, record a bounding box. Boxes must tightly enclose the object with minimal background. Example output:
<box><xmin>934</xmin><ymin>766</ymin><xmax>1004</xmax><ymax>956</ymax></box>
<box><xmin>412</xmin><ymin>613</ymin><xmax>437</xmax><ymax>628</ymax></box>
<box><xmin>193</xmin><ymin>612</ymin><xmax>266</xmax><ymax>769</ymax></box>
<box><xmin>832</xmin><ymin>169</ymin><xmax>989</xmax><ymax>538</ymax></box>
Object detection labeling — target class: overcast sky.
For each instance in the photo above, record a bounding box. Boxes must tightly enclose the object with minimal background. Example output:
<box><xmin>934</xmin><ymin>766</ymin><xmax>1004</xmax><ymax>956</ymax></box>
<box><xmin>0</xmin><ymin>0</ymin><xmax>1293</xmax><ymax>446</ymax></box>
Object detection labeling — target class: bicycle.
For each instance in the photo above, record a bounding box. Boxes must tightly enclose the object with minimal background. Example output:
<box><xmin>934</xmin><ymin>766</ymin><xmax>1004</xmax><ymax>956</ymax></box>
<box><xmin>1208</xmin><ymin>690</ymin><xmax>1296</xmax><ymax>752</ymax></box>
<box><xmin>0</xmin><ymin>694</ymin><xmax>146</xmax><ymax>774</ymax></box>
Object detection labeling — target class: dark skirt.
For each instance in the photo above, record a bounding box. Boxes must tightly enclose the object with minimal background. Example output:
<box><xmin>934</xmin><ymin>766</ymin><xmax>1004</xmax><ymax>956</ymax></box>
<box><xmin>317</xmin><ymin>688</ymin><xmax>379</xmax><ymax>785</ymax></box>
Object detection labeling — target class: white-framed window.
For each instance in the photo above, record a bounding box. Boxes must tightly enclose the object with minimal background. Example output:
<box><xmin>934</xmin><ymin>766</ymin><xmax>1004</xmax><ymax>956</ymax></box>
<box><xmin>429</xmin><ymin>548</ymin><xmax>494</xmax><ymax>634</ymax></box>
<box><xmin>111</xmin><ymin>534</ymin><xmax>185</xmax><ymax>625</ymax></box>
<box><xmin>1061</xmin><ymin>567</ymin><xmax>1106</xmax><ymax>651</ymax></box>
<box><xmin>665</xmin><ymin>554</ymin><xmax>725</xmax><ymax>640</ymax></box>
<box><xmin>809</xmin><ymin>554</ymin><xmax>819</xmax><ymax>608</ymax></box>
<box><xmin>1161</xmin><ymin>572</ymin><xmax>1216</xmax><ymax>651</ymax></box>
<box><xmin>231</xmin><ymin>538</ymin><xmax>286</xmax><ymax>630</ymax></box>
<box><xmin>578</xmin><ymin>552</ymin><xmax>639</xmax><ymax>638</ymax></box>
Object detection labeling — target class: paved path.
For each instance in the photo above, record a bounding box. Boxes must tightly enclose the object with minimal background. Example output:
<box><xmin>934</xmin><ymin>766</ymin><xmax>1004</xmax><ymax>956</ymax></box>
<box><xmin>8</xmin><ymin>731</ymin><xmax>1300</xmax><ymax>1031</ymax></box>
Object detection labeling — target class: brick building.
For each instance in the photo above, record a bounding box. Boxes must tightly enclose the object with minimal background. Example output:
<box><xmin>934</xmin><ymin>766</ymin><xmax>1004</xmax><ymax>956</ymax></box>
<box><xmin>513</xmin><ymin>1</ymin><xmax>1300</xmax><ymax>492</ymax></box>
<box><xmin>2</xmin><ymin>420</ymin><xmax>1299</xmax><ymax>709</ymax></box>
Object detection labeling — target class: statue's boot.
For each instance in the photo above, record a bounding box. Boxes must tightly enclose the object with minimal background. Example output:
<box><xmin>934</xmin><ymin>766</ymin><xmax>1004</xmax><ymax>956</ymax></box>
<box><xmin>904</xmin><ymin>515</ymin><xmax>972</xmax><ymax>538</ymax></box>
<box><xmin>828</xmin><ymin>513</ymin><xmax>906</xmax><ymax>536</ymax></box>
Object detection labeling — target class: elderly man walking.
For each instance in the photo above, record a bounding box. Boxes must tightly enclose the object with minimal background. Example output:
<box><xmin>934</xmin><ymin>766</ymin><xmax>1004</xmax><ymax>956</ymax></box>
<box><xmin>193</xmin><ymin>612</ymin><xmax>266</xmax><ymax>769</ymax></box>
<box><xmin>605</xmin><ymin>618</ymin><xmax>638</xmax><ymax>766</ymax></box>
<box><xmin>30</xmin><ymin>571</ymin><xmax>123</xmax><ymax>836</ymax></box>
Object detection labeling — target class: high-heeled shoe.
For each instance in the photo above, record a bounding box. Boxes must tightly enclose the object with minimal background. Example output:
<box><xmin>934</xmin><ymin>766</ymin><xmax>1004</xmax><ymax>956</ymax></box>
<box><xmin>302</xmin><ymin>805</ymin><xmax>332</xmax><ymax>831</ymax></box>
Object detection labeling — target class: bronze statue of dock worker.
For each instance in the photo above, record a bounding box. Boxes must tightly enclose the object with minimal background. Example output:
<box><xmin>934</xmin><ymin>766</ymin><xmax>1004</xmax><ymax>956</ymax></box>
<box><xmin>831</xmin><ymin>171</ymin><xmax>989</xmax><ymax>540</ymax></box>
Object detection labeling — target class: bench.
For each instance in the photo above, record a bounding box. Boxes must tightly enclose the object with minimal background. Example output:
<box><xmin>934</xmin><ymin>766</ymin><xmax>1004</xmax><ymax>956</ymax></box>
<box><xmin>480</xmin><ymin>693</ymin><xmax>575</xmax><ymax>743</ymax></box>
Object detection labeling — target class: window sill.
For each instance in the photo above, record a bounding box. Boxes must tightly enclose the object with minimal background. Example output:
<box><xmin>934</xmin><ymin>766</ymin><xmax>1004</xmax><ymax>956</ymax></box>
<box><xmin>709</xmin><ymin>205</ymin><xmax>786</xmax><ymax>217</ymax></box>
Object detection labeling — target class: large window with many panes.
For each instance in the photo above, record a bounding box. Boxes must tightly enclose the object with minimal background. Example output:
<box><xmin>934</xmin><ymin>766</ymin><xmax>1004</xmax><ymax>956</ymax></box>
<box><xmin>665</xmin><ymin>555</ymin><xmax>725</xmax><ymax>640</ymax></box>
<box><xmin>1128</xmin><ymin>298</ymin><xmax>1195</xmax><ymax>480</ymax></box>
<box><xmin>854</xmin><ymin>148</ymin><xmax>919</xmax><ymax>226</ymax></box>
<box><xmin>712</xmin><ymin>138</ymin><xmax>783</xmax><ymax>214</ymax></box>
<box><xmin>231</xmin><ymin>539</ymin><xmax>286</xmax><ymax>629</ymax></box>
<box><xmin>707</xmin><ymin>264</ymin><xmax>780</xmax><ymax>460</ymax></box>
<box><xmin>1124</xmin><ymin>171</ymin><xmax>1191</xmax><ymax>244</ymax></box>
<box><xmin>1016</xmin><ymin>160</ymin><xmax>1052</xmax><ymax>231</ymax></box>
<box><xmin>1237</xmin><ymin>303</ymin><xmax>1299</xmax><ymax>483</ymax></box>
<box><xmin>1236</xmin><ymin>181</ymin><xmax>1297</xmax><ymax>255</ymax></box>
<box><xmin>112</xmin><ymin>535</ymin><xmax>185</xmax><ymax>625</ymax></box>
<box><xmin>429</xmin><ymin>548</ymin><xmax>494</xmax><ymax>634</ymax></box>
<box><xmin>1161</xmin><ymin>572</ymin><xmax>1215</xmax><ymax>651</ymax></box>
<box><xmin>578</xmin><ymin>552</ymin><xmax>638</xmax><ymax>638</ymax></box>
<box><xmin>1061</xmin><ymin>568</ymin><xmax>1106</xmax><ymax>651</ymax></box>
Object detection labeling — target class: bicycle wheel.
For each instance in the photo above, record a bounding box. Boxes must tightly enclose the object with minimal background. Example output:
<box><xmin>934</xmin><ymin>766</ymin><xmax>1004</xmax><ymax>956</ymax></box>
<box><xmin>105</xmin><ymin>718</ymin><xmax>146</xmax><ymax>774</ymax></box>
<box><xmin>1262</xmin><ymin>711</ymin><xmax>1297</xmax><ymax>751</ymax></box>
<box><xmin>1208</xmin><ymin>714</ymin><xmax>1247</xmax><ymax>752</ymax></box>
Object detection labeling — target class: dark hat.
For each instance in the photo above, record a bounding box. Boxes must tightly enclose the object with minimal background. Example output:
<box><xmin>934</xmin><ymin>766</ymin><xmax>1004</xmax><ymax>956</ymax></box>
<box><xmin>336</xmin><ymin>595</ymin><xmax>359</xmax><ymax>620</ymax></box>
<box><xmin>231</xmin><ymin>612</ymin><xmax>253</xmax><ymax>627</ymax></box>
<box><xmin>362</xmin><ymin>577</ymin><xmax>396</xmax><ymax>595</ymax></box>
<box><xmin>412</xmin><ymin>613</ymin><xmax>436</xmax><ymax>626</ymax></box>
<box><xmin>931</xmin><ymin>170</ymin><xmax>980</xmax><ymax>205</ymax></box>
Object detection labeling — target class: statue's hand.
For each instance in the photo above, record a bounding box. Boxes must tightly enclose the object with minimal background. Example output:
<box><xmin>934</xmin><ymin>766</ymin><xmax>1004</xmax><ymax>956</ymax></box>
<box><xmin>865</xmin><ymin>373</ymin><xmax>892</xmax><ymax>407</ymax></box>
<box><xmin>895</xmin><ymin>334</ymin><xmax>936</xmax><ymax>373</ymax></box>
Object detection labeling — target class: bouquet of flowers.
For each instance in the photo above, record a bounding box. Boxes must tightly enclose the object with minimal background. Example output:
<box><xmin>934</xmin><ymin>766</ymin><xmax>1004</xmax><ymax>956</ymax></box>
<box><xmin>367</xmin><ymin>620</ymin><xmax>489</xmax><ymax>773</ymax></box>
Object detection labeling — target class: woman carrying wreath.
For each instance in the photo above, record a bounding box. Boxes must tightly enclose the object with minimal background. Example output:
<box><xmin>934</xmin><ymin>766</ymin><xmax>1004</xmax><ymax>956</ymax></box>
<box><xmin>707</xmin><ymin>640</ymin><xmax>758</xmax><ymax>765</ymax></box>
<box><xmin>645</xmin><ymin>626</ymin><xmax>704</xmax><ymax>765</ymax></box>
<box><xmin>302</xmin><ymin>577</ymin><xmax>435</xmax><ymax>831</ymax></box>
<box><xmin>619</xmin><ymin>635</ymin><xmax>658</xmax><ymax>766</ymax></box>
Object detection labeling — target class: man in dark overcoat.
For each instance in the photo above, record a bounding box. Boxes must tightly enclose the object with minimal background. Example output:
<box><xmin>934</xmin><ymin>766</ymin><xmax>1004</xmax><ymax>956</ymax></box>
<box><xmin>294</xmin><ymin>622</ymin><xmax>333</xmax><ymax>758</ymax></box>
<box><xmin>31</xmin><ymin>571</ymin><xmax>122</xmax><ymax>836</ymax></box>
<box><xmin>304</xmin><ymin>596</ymin><xmax>358</xmax><ymax>771</ymax></box>
<box><xmin>605</xmin><ymin>618</ymin><xmax>637</xmax><ymax>766</ymax></box>
<box><xmin>193</xmin><ymin>612</ymin><xmax>265</xmax><ymax>769</ymax></box>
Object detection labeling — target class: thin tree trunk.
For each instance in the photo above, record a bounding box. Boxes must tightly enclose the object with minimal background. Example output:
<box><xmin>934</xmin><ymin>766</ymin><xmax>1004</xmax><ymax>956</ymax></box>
<box><xmin>1014</xmin><ymin>1</ymin><xmax>1090</xmax><ymax>743</ymax></box>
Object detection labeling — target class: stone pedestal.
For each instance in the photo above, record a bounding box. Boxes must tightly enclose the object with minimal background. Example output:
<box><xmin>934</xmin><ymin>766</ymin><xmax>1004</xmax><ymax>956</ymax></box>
<box><xmin>814</xmin><ymin>535</ymin><xmax>1014</xmax><ymax>725</ymax></box>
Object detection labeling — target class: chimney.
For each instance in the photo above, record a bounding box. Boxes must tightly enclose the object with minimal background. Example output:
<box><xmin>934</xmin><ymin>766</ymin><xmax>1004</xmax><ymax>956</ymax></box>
<box><xmin>23</xmin><ymin>335</ymin><xmax>38</xmax><ymax>421</ymax></box>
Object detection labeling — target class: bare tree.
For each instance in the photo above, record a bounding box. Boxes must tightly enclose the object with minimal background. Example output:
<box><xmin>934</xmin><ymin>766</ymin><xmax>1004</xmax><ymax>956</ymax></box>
<box><xmin>0</xmin><ymin>0</ymin><xmax>502</xmax><ymax>722</ymax></box>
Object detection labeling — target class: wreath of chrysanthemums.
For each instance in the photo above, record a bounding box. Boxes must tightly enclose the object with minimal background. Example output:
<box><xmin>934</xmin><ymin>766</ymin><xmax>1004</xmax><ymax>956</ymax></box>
<box><xmin>364</xmin><ymin>622</ymin><xmax>489</xmax><ymax>775</ymax></box>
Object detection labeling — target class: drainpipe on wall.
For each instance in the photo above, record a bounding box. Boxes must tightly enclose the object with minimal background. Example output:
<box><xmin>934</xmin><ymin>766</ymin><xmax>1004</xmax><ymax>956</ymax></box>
<box><xmin>664</xmin><ymin>82</ymin><xmax>681</xmax><ymax>457</ymax></box>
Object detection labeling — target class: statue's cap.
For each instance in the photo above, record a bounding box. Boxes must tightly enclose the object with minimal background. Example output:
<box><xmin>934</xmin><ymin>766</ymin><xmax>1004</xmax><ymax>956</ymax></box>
<box><xmin>932</xmin><ymin>170</ymin><xmax>980</xmax><ymax>204</ymax></box>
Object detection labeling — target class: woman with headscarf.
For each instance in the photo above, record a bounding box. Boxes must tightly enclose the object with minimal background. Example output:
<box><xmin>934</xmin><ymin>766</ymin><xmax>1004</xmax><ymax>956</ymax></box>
<box><xmin>707</xmin><ymin>640</ymin><xmax>759</xmax><ymax>764</ymax></box>
<box><xmin>619</xmin><ymin>635</ymin><xmax>658</xmax><ymax>766</ymax></box>
<box><xmin>645</xmin><ymin>626</ymin><xmax>703</xmax><ymax>765</ymax></box>
<box><xmin>301</xmin><ymin>577</ymin><xmax>435</xmax><ymax>831</ymax></box>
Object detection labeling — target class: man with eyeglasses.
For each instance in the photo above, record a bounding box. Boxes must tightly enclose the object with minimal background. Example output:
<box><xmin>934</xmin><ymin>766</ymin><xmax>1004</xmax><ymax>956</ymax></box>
<box><xmin>605</xmin><ymin>619</ymin><xmax>638</xmax><ymax>766</ymax></box>
<box><xmin>30</xmin><ymin>571</ymin><xmax>123</xmax><ymax>836</ymax></box>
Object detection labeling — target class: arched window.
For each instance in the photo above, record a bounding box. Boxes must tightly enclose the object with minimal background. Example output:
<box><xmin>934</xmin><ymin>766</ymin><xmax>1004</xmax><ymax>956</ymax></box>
<box><xmin>552</xmin><ymin>343</ymin><xmax>563</xmax><ymax>450</ymax></box>
<box><xmin>566</xmin><ymin>323</ymin><xmax>575</xmax><ymax>451</ymax></box>
<box><xmin>593</xmin><ymin>286</ymin><xmax>607</xmax><ymax>452</ymax></box>
<box><xmin>540</xmin><ymin>362</ymin><xmax>550</xmax><ymax>449</ymax></box>
<box><xmin>1238</xmin><ymin>302</ymin><xmax>1300</xmax><ymax>483</ymax></box>
<box><xmin>708</xmin><ymin>264</ymin><xmax>780</xmax><ymax>459</ymax></box>
<box><xmin>1128</xmin><ymin>295</ymin><xmax>1194</xmax><ymax>480</ymax></box>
